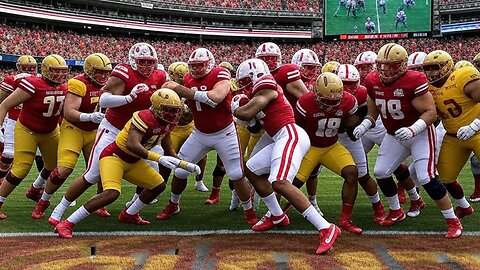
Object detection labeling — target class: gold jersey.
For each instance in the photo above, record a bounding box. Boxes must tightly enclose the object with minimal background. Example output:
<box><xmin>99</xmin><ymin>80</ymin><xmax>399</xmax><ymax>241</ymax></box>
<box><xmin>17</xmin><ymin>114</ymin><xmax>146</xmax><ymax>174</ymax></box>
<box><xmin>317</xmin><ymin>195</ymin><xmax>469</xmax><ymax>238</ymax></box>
<box><xmin>429</xmin><ymin>66</ymin><xmax>480</xmax><ymax>134</ymax></box>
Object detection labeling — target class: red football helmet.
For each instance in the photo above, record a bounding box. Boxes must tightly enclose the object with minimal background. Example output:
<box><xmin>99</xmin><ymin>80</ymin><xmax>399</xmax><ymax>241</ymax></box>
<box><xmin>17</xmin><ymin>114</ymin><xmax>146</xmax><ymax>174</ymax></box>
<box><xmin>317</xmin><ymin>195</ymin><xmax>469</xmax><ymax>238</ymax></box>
<box><xmin>128</xmin><ymin>43</ymin><xmax>158</xmax><ymax>77</ymax></box>
<box><xmin>187</xmin><ymin>48</ymin><xmax>215</xmax><ymax>79</ymax></box>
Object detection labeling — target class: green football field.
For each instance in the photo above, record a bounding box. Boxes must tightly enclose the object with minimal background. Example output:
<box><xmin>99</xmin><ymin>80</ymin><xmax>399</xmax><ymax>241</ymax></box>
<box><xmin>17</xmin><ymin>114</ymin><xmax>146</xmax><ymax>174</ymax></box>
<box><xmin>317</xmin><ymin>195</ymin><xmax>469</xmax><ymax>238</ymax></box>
<box><xmin>0</xmin><ymin>147</ymin><xmax>478</xmax><ymax>234</ymax></box>
<box><xmin>325</xmin><ymin>0</ymin><xmax>432</xmax><ymax>35</ymax></box>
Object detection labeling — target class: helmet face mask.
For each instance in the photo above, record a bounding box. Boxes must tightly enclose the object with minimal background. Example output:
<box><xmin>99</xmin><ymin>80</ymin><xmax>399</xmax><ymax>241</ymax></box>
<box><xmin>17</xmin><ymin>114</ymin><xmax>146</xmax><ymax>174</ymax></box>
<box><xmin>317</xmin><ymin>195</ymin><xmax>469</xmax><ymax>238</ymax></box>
<box><xmin>255</xmin><ymin>42</ymin><xmax>282</xmax><ymax>71</ymax></box>
<box><xmin>129</xmin><ymin>43</ymin><xmax>158</xmax><ymax>78</ymax></box>
<box><xmin>84</xmin><ymin>53</ymin><xmax>112</xmax><ymax>86</ymax></box>
<box><xmin>89</xmin><ymin>68</ymin><xmax>111</xmax><ymax>86</ymax></box>
<box><xmin>47</xmin><ymin>66</ymin><xmax>69</xmax><ymax>84</ymax></box>
<box><xmin>150</xmin><ymin>88</ymin><xmax>183</xmax><ymax>124</ymax></box>
<box><xmin>258</xmin><ymin>56</ymin><xmax>279</xmax><ymax>71</ymax></box>
<box><xmin>168</xmin><ymin>62</ymin><xmax>189</xmax><ymax>84</ymax></box>
<box><xmin>376</xmin><ymin>43</ymin><xmax>408</xmax><ymax>84</ymax></box>
<box><xmin>135</xmin><ymin>57</ymin><xmax>157</xmax><ymax>77</ymax></box>
<box><xmin>187</xmin><ymin>48</ymin><xmax>215</xmax><ymax>79</ymax></box>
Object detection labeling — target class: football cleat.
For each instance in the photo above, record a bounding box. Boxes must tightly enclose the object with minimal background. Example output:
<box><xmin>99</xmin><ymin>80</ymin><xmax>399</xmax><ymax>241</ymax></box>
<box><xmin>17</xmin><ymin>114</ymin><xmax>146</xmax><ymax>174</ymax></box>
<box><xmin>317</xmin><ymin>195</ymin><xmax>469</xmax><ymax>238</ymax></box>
<box><xmin>156</xmin><ymin>200</ymin><xmax>180</xmax><ymax>220</ymax></box>
<box><xmin>406</xmin><ymin>198</ymin><xmax>426</xmax><ymax>218</ymax></box>
<box><xmin>372</xmin><ymin>201</ymin><xmax>386</xmax><ymax>224</ymax></box>
<box><xmin>25</xmin><ymin>185</ymin><xmax>43</xmax><ymax>203</ymax></box>
<box><xmin>95</xmin><ymin>207</ymin><xmax>111</xmax><ymax>218</ymax></box>
<box><xmin>445</xmin><ymin>218</ymin><xmax>463</xmax><ymax>239</ymax></box>
<box><xmin>339</xmin><ymin>219</ymin><xmax>363</xmax><ymax>235</ymax></box>
<box><xmin>252</xmin><ymin>213</ymin><xmax>290</xmax><ymax>231</ymax></box>
<box><xmin>454</xmin><ymin>206</ymin><xmax>474</xmax><ymax>219</ymax></box>
<box><xmin>244</xmin><ymin>208</ymin><xmax>258</xmax><ymax>225</ymax></box>
<box><xmin>204</xmin><ymin>188</ymin><xmax>220</xmax><ymax>205</ymax></box>
<box><xmin>378</xmin><ymin>208</ymin><xmax>406</xmax><ymax>226</ymax></box>
<box><xmin>118</xmin><ymin>208</ymin><xmax>150</xmax><ymax>225</ymax></box>
<box><xmin>229</xmin><ymin>190</ymin><xmax>240</xmax><ymax>211</ymax></box>
<box><xmin>194</xmin><ymin>181</ymin><xmax>209</xmax><ymax>192</ymax></box>
<box><xmin>316</xmin><ymin>224</ymin><xmax>341</xmax><ymax>255</ymax></box>
<box><xmin>397</xmin><ymin>183</ymin><xmax>407</xmax><ymax>204</ymax></box>
<box><xmin>48</xmin><ymin>217</ymin><xmax>60</xmax><ymax>227</ymax></box>
<box><xmin>32</xmin><ymin>199</ymin><xmax>50</xmax><ymax>219</ymax></box>
<box><xmin>469</xmin><ymin>190</ymin><xmax>480</xmax><ymax>202</ymax></box>
<box><xmin>55</xmin><ymin>220</ymin><xmax>75</xmax><ymax>239</ymax></box>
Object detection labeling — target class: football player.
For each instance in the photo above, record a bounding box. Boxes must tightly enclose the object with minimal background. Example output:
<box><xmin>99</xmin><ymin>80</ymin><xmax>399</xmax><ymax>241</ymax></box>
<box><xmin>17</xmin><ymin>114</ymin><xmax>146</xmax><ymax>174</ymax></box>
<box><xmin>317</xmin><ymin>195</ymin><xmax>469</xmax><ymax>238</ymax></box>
<box><xmin>454</xmin><ymin>60</ymin><xmax>474</xmax><ymax>70</ymax></box>
<box><xmin>407</xmin><ymin>52</ymin><xmax>427</xmax><ymax>72</ymax></box>
<box><xmin>470</xmin><ymin>52</ymin><xmax>480</xmax><ymax>201</ymax></box>
<box><xmin>0</xmin><ymin>55</ymin><xmax>42</xmax><ymax>190</ymax></box>
<box><xmin>395</xmin><ymin>9</ymin><xmax>408</xmax><ymax>29</ymax></box>
<box><xmin>233</xmin><ymin>58</ymin><xmax>340</xmax><ymax>254</ymax></box>
<box><xmin>365</xmin><ymin>17</ymin><xmax>375</xmax><ymax>33</ymax></box>
<box><xmin>295</xmin><ymin>72</ymin><xmax>364</xmax><ymax>234</ymax></box>
<box><xmin>48</xmin><ymin>43</ymin><xmax>167</xmax><ymax>224</ymax></box>
<box><xmin>353</xmin><ymin>43</ymin><xmax>462</xmax><ymax>238</ymax></box>
<box><xmin>33</xmin><ymin>53</ymin><xmax>112</xmax><ymax>223</ymax></box>
<box><xmin>291</xmin><ymin>48</ymin><xmax>323</xmax><ymax>213</ymax></box>
<box><xmin>157</xmin><ymin>48</ymin><xmax>258</xmax><ymax>225</ymax></box>
<box><xmin>255</xmin><ymin>42</ymin><xmax>309</xmax><ymax>108</ymax></box>
<box><xmin>423</xmin><ymin>50</ymin><xmax>480</xmax><ymax>219</ymax></box>
<box><xmin>0</xmin><ymin>54</ymin><xmax>68</xmax><ymax>219</ymax></box>
<box><xmin>166</xmin><ymin>61</ymin><xmax>209</xmax><ymax>194</ymax></box>
<box><xmin>54</xmin><ymin>89</ymin><xmax>200</xmax><ymax>238</ymax></box>
<box><xmin>354</xmin><ymin>51</ymin><xmax>377</xmax><ymax>83</ymax></box>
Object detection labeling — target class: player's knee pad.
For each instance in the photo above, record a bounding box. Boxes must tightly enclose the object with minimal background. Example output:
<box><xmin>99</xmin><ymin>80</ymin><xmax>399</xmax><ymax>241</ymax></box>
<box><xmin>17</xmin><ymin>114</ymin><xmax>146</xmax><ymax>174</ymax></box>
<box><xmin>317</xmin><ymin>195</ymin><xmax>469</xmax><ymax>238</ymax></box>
<box><xmin>212</xmin><ymin>165</ymin><xmax>226</xmax><ymax>177</ymax></box>
<box><xmin>174</xmin><ymin>167</ymin><xmax>190</xmax><ymax>180</ymax></box>
<box><xmin>393</xmin><ymin>164</ymin><xmax>410</xmax><ymax>182</ymax></box>
<box><xmin>373</xmin><ymin>164</ymin><xmax>392</xmax><ymax>180</ymax></box>
<box><xmin>228</xmin><ymin>168</ymin><xmax>244</xmax><ymax>182</ymax></box>
<box><xmin>470</xmin><ymin>155</ymin><xmax>480</xmax><ymax>175</ymax></box>
<box><xmin>376</xmin><ymin>177</ymin><xmax>397</xmax><ymax>197</ymax></box>
<box><xmin>422</xmin><ymin>176</ymin><xmax>447</xmax><ymax>201</ymax></box>
<box><xmin>5</xmin><ymin>172</ymin><xmax>23</xmax><ymax>186</ymax></box>
<box><xmin>50</xmin><ymin>168</ymin><xmax>68</xmax><ymax>186</ymax></box>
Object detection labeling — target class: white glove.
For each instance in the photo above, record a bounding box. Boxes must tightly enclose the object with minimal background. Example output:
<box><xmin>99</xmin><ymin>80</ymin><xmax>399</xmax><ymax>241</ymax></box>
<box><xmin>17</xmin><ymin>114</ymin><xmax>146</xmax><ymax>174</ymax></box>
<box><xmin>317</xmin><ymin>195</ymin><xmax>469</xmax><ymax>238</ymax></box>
<box><xmin>184</xmin><ymin>162</ymin><xmax>201</xmax><ymax>175</ymax></box>
<box><xmin>457</xmin><ymin>118</ymin><xmax>480</xmax><ymax>140</ymax></box>
<box><xmin>158</xmin><ymin>156</ymin><xmax>181</xmax><ymax>170</ymax></box>
<box><xmin>395</xmin><ymin>119</ymin><xmax>427</xmax><ymax>141</ymax></box>
<box><xmin>353</xmin><ymin>118</ymin><xmax>373</xmax><ymax>139</ymax></box>
<box><xmin>231</xmin><ymin>94</ymin><xmax>248</xmax><ymax>113</ymax></box>
<box><xmin>90</xmin><ymin>112</ymin><xmax>105</xmax><ymax>124</ymax></box>
<box><xmin>126</xmin><ymin>83</ymin><xmax>149</xmax><ymax>103</ymax></box>
<box><xmin>194</xmin><ymin>90</ymin><xmax>217</xmax><ymax>108</ymax></box>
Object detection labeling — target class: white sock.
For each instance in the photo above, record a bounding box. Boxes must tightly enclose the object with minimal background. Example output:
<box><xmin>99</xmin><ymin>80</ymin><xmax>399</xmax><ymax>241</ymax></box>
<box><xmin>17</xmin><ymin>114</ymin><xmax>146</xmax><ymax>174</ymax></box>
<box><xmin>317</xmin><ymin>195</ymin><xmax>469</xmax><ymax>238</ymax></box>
<box><xmin>32</xmin><ymin>175</ymin><xmax>47</xmax><ymax>189</ymax></box>
<box><xmin>126</xmin><ymin>198</ymin><xmax>147</xmax><ymax>215</ymax></box>
<box><xmin>50</xmin><ymin>196</ymin><xmax>71</xmax><ymax>220</ymax></box>
<box><xmin>367</xmin><ymin>192</ymin><xmax>380</xmax><ymax>204</ymax></box>
<box><xmin>455</xmin><ymin>197</ymin><xmax>471</xmax><ymax>208</ymax></box>
<box><xmin>240</xmin><ymin>197</ymin><xmax>252</xmax><ymax>210</ymax></box>
<box><xmin>387</xmin><ymin>195</ymin><xmax>401</xmax><ymax>210</ymax></box>
<box><xmin>441</xmin><ymin>208</ymin><xmax>456</xmax><ymax>219</ymax></box>
<box><xmin>171</xmin><ymin>193</ymin><xmax>181</xmax><ymax>204</ymax></box>
<box><xmin>66</xmin><ymin>206</ymin><xmax>90</xmax><ymax>224</ymax></box>
<box><xmin>41</xmin><ymin>192</ymin><xmax>52</xmax><ymax>202</ymax></box>
<box><xmin>126</xmin><ymin>193</ymin><xmax>139</xmax><ymax>208</ymax></box>
<box><xmin>406</xmin><ymin>188</ymin><xmax>420</xmax><ymax>201</ymax></box>
<box><xmin>302</xmin><ymin>205</ymin><xmax>330</xmax><ymax>230</ymax></box>
<box><xmin>0</xmin><ymin>196</ymin><xmax>6</xmax><ymax>203</ymax></box>
<box><xmin>261</xmin><ymin>193</ymin><xmax>283</xmax><ymax>216</ymax></box>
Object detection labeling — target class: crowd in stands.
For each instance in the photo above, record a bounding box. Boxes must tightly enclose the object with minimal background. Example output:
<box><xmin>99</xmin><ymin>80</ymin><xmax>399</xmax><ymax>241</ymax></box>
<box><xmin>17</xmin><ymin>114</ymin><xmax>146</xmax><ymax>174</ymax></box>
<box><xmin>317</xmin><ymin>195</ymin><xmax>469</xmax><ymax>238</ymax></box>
<box><xmin>1</xmin><ymin>24</ymin><xmax>479</xmax><ymax>72</ymax></box>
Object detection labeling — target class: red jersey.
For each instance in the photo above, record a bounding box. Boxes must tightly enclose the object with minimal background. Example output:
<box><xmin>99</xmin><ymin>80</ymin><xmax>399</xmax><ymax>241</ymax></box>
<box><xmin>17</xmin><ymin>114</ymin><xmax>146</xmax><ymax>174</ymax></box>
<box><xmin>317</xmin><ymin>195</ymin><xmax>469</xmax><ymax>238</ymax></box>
<box><xmin>184</xmin><ymin>67</ymin><xmax>233</xmax><ymax>133</ymax></box>
<box><xmin>364</xmin><ymin>70</ymin><xmax>429</xmax><ymax>135</ymax></box>
<box><xmin>296</xmin><ymin>91</ymin><xmax>358</xmax><ymax>148</ymax></box>
<box><xmin>17</xmin><ymin>76</ymin><xmax>67</xmax><ymax>133</ymax></box>
<box><xmin>66</xmin><ymin>74</ymin><xmax>102</xmax><ymax>131</ymax></box>
<box><xmin>105</xmin><ymin>64</ymin><xmax>167</xmax><ymax>130</ymax></box>
<box><xmin>249</xmin><ymin>75</ymin><xmax>295</xmax><ymax>136</ymax></box>
<box><xmin>272</xmin><ymin>64</ymin><xmax>302</xmax><ymax>107</ymax></box>
<box><xmin>101</xmin><ymin>109</ymin><xmax>176</xmax><ymax>163</ymax></box>
<box><xmin>302</xmin><ymin>77</ymin><xmax>316</xmax><ymax>92</ymax></box>
<box><xmin>0</xmin><ymin>73</ymin><xmax>33</xmax><ymax>120</ymax></box>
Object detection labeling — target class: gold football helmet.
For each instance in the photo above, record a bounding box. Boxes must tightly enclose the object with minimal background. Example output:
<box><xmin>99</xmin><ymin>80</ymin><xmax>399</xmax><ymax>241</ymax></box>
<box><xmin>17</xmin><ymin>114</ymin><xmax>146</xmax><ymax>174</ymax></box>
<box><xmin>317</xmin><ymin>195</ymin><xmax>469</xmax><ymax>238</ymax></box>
<box><xmin>150</xmin><ymin>88</ymin><xmax>183</xmax><ymax>124</ymax></box>
<box><xmin>315</xmin><ymin>72</ymin><xmax>343</xmax><ymax>109</ymax></box>
<box><xmin>16</xmin><ymin>55</ymin><xmax>37</xmax><ymax>75</ymax></box>
<box><xmin>321</xmin><ymin>61</ymin><xmax>341</xmax><ymax>74</ymax></box>
<box><xmin>167</xmin><ymin>61</ymin><xmax>189</xmax><ymax>84</ymax></box>
<box><xmin>423</xmin><ymin>50</ymin><xmax>454</xmax><ymax>84</ymax></box>
<box><xmin>473</xmin><ymin>53</ymin><xmax>480</xmax><ymax>70</ymax></box>
<box><xmin>376</xmin><ymin>43</ymin><xmax>408</xmax><ymax>84</ymax></box>
<box><xmin>84</xmin><ymin>53</ymin><xmax>112</xmax><ymax>86</ymax></box>
<box><xmin>41</xmin><ymin>54</ymin><xmax>69</xmax><ymax>84</ymax></box>
<box><xmin>454</xmin><ymin>60</ymin><xmax>474</xmax><ymax>71</ymax></box>
<box><xmin>219</xmin><ymin>61</ymin><xmax>235</xmax><ymax>74</ymax></box>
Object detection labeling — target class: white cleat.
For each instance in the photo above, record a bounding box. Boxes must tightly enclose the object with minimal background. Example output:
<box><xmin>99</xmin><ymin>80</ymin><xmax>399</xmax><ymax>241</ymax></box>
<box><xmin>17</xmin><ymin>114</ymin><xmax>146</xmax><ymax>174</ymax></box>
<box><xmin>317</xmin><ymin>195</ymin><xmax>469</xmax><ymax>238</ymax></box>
<box><xmin>194</xmin><ymin>181</ymin><xmax>209</xmax><ymax>192</ymax></box>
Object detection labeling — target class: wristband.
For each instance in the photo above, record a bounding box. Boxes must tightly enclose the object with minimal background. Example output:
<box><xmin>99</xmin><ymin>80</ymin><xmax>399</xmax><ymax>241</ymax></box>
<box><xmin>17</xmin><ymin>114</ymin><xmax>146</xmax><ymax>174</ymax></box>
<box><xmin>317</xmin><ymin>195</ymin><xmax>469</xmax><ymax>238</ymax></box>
<box><xmin>365</xmin><ymin>115</ymin><xmax>376</xmax><ymax>128</ymax></box>
<box><xmin>79</xmin><ymin>113</ymin><xmax>91</xmax><ymax>122</ymax></box>
<box><xmin>147</xmin><ymin>151</ymin><xmax>161</xmax><ymax>162</ymax></box>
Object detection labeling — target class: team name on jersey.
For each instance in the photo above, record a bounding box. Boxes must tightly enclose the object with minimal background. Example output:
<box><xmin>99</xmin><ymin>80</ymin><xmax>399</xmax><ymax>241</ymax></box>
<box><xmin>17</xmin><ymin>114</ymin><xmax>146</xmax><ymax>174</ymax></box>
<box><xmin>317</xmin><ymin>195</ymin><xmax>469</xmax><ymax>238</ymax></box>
<box><xmin>46</xmin><ymin>90</ymin><xmax>65</xmax><ymax>95</ymax></box>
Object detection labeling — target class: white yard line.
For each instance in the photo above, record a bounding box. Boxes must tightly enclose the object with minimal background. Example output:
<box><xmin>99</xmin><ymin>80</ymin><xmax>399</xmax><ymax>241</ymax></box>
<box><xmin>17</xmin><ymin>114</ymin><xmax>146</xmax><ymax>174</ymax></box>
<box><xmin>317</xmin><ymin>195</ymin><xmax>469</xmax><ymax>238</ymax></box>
<box><xmin>375</xmin><ymin>0</ymin><xmax>381</xmax><ymax>32</ymax></box>
<box><xmin>1</xmin><ymin>229</ymin><xmax>480</xmax><ymax>237</ymax></box>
